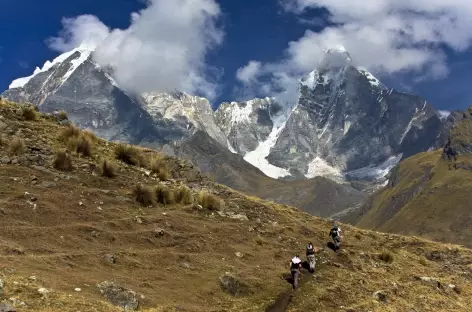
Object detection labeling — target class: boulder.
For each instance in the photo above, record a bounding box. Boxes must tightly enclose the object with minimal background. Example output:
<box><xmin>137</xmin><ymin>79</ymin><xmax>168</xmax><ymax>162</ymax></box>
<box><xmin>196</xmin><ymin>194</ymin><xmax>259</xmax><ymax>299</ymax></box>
<box><xmin>97</xmin><ymin>281</ymin><xmax>139</xmax><ymax>311</ymax></box>
<box><xmin>0</xmin><ymin>303</ymin><xmax>16</xmax><ymax>312</ymax></box>
<box><xmin>104</xmin><ymin>254</ymin><xmax>117</xmax><ymax>264</ymax></box>
<box><xmin>373</xmin><ymin>290</ymin><xmax>388</xmax><ymax>303</ymax></box>
<box><xmin>219</xmin><ymin>273</ymin><xmax>252</xmax><ymax>297</ymax></box>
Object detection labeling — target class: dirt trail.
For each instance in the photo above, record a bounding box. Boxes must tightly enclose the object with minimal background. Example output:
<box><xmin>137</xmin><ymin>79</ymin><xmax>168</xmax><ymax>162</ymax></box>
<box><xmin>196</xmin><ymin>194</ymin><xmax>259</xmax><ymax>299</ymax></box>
<box><xmin>265</xmin><ymin>268</ymin><xmax>313</xmax><ymax>312</ymax></box>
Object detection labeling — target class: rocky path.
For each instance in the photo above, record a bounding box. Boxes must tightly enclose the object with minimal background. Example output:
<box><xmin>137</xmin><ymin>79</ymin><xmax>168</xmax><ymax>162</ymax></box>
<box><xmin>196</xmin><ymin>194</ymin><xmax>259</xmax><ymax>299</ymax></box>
<box><xmin>265</xmin><ymin>267</ymin><xmax>314</xmax><ymax>312</ymax></box>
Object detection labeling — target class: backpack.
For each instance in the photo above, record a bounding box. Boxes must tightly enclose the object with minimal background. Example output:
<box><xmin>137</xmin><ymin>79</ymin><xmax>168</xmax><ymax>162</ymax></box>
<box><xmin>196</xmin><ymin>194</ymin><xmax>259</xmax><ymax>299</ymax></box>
<box><xmin>330</xmin><ymin>227</ymin><xmax>339</xmax><ymax>238</ymax></box>
<box><xmin>306</xmin><ymin>244</ymin><xmax>315</xmax><ymax>255</ymax></box>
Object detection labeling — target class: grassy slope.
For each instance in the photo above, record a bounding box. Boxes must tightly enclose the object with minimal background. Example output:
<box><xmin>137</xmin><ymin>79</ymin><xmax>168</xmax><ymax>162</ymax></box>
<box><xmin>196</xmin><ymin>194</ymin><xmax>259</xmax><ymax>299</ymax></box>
<box><xmin>358</xmin><ymin>111</ymin><xmax>472</xmax><ymax>246</ymax></box>
<box><xmin>0</xmin><ymin>99</ymin><xmax>472</xmax><ymax>312</ymax></box>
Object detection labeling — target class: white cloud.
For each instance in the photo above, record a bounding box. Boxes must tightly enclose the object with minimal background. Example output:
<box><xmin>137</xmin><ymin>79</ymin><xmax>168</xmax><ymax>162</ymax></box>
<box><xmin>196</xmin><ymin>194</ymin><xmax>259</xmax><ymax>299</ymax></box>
<box><xmin>238</xmin><ymin>0</ymin><xmax>472</xmax><ymax>101</ymax></box>
<box><xmin>48</xmin><ymin>0</ymin><xmax>223</xmax><ymax>101</ymax></box>
<box><xmin>236</xmin><ymin>61</ymin><xmax>262</xmax><ymax>84</ymax></box>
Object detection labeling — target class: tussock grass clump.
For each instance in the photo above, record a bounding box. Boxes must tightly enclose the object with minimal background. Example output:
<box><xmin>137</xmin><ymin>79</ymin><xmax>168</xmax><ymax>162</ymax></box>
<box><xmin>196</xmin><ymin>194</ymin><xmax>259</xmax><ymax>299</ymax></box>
<box><xmin>255</xmin><ymin>235</ymin><xmax>265</xmax><ymax>246</ymax></box>
<box><xmin>176</xmin><ymin>185</ymin><xmax>194</xmax><ymax>204</ymax></box>
<box><xmin>67</xmin><ymin>135</ymin><xmax>93</xmax><ymax>157</ymax></box>
<box><xmin>56</xmin><ymin>110</ymin><xmax>68</xmax><ymax>121</ymax></box>
<box><xmin>83</xmin><ymin>129</ymin><xmax>98</xmax><ymax>142</ymax></box>
<box><xmin>59</xmin><ymin>125</ymin><xmax>81</xmax><ymax>142</ymax></box>
<box><xmin>133</xmin><ymin>184</ymin><xmax>154</xmax><ymax>207</ymax></box>
<box><xmin>354</xmin><ymin>233</ymin><xmax>362</xmax><ymax>240</ymax></box>
<box><xmin>101</xmin><ymin>159</ymin><xmax>117</xmax><ymax>178</ymax></box>
<box><xmin>21</xmin><ymin>105</ymin><xmax>38</xmax><ymax>121</ymax></box>
<box><xmin>114</xmin><ymin>144</ymin><xmax>140</xmax><ymax>166</ymax></box>
<box><xmin>53</xmin><ymin>150</ymin><xmax>73</xmax><ymax>171</ymax></box>
<box><xmin>155</xmin><ymin>184</ymin><xmax>175</xmax><ymax>206</ymax></box>
<box><xmin>419</xmin><ymin>257</ymin><xmax>428</xmax><ymax>266</ymax></box>
<box><xmin>378</xmin><ymin>250</ymin><xmax>394</xmax><ymax>263</ymax></box>
<box><xmin>9</xmin><ymin>137</ymin><xmax>25</xmax><ymax>155</ymax></box>
<box><xmin>149</xmin><ymin>154</ymin><xmax>171</xmax><ymax>180</ymax></box>
<box><xmin>198</xmin><ymin>192</ymin><xmax>221</xmax><ymax>211</ymax></box>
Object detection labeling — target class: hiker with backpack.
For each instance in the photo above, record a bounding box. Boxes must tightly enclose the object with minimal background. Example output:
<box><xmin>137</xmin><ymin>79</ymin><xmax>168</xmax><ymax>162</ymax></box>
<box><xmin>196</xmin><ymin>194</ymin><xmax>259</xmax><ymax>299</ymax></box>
<box><xmin>330</xmin><ymin>221</ymin><xmax>342</xmax><ymax>252</ymax></box>
<box><xmin>290</xmin><ymin>255</ymin><xmax>302</xmax><ymax>289</ymax></box>
<box><xmin>306</xmin><ymin>242</ymin><xmax>317</xmax><ymax>273</ymax></box>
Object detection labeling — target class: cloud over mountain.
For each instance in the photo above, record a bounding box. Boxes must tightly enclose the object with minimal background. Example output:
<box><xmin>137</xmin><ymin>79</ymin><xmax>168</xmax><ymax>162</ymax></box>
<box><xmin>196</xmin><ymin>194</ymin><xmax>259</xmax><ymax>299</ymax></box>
<box><xmin>237</xmin><ymin>0</ymin><xmax>472</xmax><ymax>101</ymax></box>
<box><xmin>48</xmin><ymin>0</ymin><xmax>223</xmax><ymax>100</ymax></box>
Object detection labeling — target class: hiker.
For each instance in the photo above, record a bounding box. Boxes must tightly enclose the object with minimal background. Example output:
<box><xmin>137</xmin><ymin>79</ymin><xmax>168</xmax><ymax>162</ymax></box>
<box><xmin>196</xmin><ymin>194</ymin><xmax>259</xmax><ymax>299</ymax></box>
<box><xmin>290</xmin><ymin>255</ymin><xmax>302</xmax><ymax>289</ymax></box>
<box><xmin>442</xmin><ymin>139</ymin><xmax>458</xmax><ymax>169</ymax></box>
<box><xmin>306</xmin><ymin>242</ymin><xmax>317</xmax><ymax>273</ymax></box>
<box><xmin>329</xmin><ymin>221</ymin><xmax>342</xmax><ymax>252</ymax></box>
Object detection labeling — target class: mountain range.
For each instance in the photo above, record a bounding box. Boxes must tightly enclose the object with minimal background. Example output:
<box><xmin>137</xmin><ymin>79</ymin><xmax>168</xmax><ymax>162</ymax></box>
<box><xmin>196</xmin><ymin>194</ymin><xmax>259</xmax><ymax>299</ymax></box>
<box><xmin>1</xmin><ymin>43</ymin><xmax>454</xmax><ymax>216</ymax></box>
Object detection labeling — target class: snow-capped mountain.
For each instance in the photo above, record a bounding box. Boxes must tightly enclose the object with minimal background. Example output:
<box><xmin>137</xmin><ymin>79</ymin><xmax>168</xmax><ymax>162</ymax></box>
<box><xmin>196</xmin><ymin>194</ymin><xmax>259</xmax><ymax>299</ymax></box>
<box><xmin>2</xmin><ymin>45</ymin><xmax>229</xmax><ymax>149</ymax></box>
<box><xmin>2</xmin><ymin>44</ymin><xmax>448</xmax><ymax>185</ymax></box>
<box><xmin>215</xmin><ymin>46</ymin><xmax>445</xmax><ymax>181</ymax></box>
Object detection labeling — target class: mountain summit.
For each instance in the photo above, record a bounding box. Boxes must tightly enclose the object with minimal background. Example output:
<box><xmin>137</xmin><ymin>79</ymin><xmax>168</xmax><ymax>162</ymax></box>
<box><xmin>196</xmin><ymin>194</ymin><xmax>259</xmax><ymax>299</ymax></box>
<box><xmin>2</xmin><ymin>45</ymin><xmax>448</xmax><ymax>188</ymax></box>
<box><xmin>217</xmin><ymin>47</ymin><xmax>446</xmax><ymax>184</ymax></box>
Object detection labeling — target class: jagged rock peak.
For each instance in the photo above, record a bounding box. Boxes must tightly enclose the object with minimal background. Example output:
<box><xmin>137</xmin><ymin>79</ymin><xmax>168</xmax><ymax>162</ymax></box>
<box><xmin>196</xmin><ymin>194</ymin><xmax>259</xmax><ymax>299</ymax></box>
<box><xmin>319</xmin><ymin>45</ymin><xmax>352</xmax><ymax>70</ymax></box>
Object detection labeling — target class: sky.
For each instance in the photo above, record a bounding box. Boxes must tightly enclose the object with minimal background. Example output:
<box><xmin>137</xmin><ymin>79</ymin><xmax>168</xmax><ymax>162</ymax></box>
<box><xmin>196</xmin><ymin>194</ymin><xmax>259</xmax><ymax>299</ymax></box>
<box><xmin>1</xmin><ymin>0</ymin><xmax>472</xmax><ymax>110</ymax></box>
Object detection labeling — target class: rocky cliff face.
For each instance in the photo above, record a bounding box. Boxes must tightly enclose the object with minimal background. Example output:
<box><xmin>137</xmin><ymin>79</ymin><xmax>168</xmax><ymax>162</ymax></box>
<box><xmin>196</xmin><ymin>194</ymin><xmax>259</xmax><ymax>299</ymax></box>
<box><xmin>215</xmin><ymin>47</ymin><xmax>446</xmax><ymax>183</ymax></box>
<box><xmin>2</xmin><ymin>45</ymin><xmax>229</xmax><ymax>149</ymax></box>
<box><xmin>3</xmin><ymin>44</ymin><xmax>448</xmax><ymax>186</ymax></box>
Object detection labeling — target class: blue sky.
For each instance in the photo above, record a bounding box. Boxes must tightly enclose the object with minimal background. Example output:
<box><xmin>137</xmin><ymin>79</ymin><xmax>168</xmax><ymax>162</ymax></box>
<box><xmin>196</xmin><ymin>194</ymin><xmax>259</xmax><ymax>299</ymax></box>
<box><xmin>1</xmin><ymin>0</ymin><xmax>471</xmax><ymax>110</ymax></box>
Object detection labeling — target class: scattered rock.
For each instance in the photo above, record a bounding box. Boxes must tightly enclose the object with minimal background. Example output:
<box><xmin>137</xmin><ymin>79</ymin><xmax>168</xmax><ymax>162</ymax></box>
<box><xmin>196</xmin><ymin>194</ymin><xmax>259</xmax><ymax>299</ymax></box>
<box><xmin>0</xmin><ymin>303</ymin><xmax>16</xmax><ymax>312</ymax></box>
<box><xmin>37</xmin><ymin>287</ymin><xmax>49</xmax><ymax>298</ymax></box>
<box><xmin>235</xmin><ymin>252</ymin><xmax>244</xmax><ymax>258</ymax></box>
<box><xmin>74</xmin><ymin>288</ymin><xmax>82</xmax><ymax>292</ymax></box>
<box><xmin>415</xmin><ymin>276</ymin><xmax>442</xmax><ymax>289</ymax></box>
<box><xmin>28</xmin><ymin>276</ymin><xmax>37</xmax><ymax>281</ymax></box>
<box><xmin>104</xmin><ymin>254</ymin><xmax>117</xmax><ymax>264</ymax></box>
<box><xmin>0</xmin><ymin>278</ymin><xmax>4</xmax><ymax>297</ymax></box>
<box><xmin>91</xmin><ymin>231</ymin><xmax>100</xmax><ymax>238</ymax></box>
<box><xmin>10</xmin><ymin>158</ymin><xmax>18</xmax><ymax>165</ymax></box>
<box><xmin>216</xmin><ymin>210</ymin><xmax>249</xmax><ymax>221</ymax></box>
<box><xmin>0</xmin><ymin>157</ymin><xmax>10</xmax><ymax>165</ymax></box>
<box><xmin>426</xmin><ymin>251</ymin><xmax>443</xmax><ymax>261</ymax></box>
<box><xmin>116</xmin><ymin>196</ymin><xmax>131</xmax><ymax>203</ymax></box>
<box><xmin>219</xmin><ymin>273</ymin><xmax>252</xmax><ymax>297</ymax></box>
<box><xmin>78</xmin><ymin>201</ymin><xmax>84</xmax><ymax>207</ymax></box>
<box><xmin>96</xmin><ymin>281</ymin><xmax>139</xmax><ymax>311</ymax></box>
<box><xmin>153</xmin><ymin>229</ymin><xmax>165</xmax><ymax>237</ymax></box>
<box><xmin>373</xmin><ymin>290</ymin><xmax>388</xmax><ymax>303</ymax></box>
<box><xmin>0</xmin><ymin>120</ymin><xmax>9</xmax><ymax>131</ymax></box>
<box><xmin>448</xmin><ymin>284</ymin><xmax>461</xmax><ymax>294</ymax></box>
<box><xmin>39</xmin><ymin>181</ymin><xmax>57</xmax><ymax>189</ymax></box>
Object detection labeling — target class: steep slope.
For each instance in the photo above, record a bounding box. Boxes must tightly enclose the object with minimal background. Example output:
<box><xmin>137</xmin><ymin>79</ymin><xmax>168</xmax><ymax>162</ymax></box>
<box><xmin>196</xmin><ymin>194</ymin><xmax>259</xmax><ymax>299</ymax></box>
<box><xmin>355</xmin><ymin>107</ymin><xmax>472</xmax><ymax>247</ymax></box>
<box><xmin>1</xmin><ymin>99</ymin><xmax>472</xmax><ymax>312</ymax></box>
<box><xmin>170</xmin><ymin>131</ymin><xmax>365</xmax><ymax>217</ymax></box>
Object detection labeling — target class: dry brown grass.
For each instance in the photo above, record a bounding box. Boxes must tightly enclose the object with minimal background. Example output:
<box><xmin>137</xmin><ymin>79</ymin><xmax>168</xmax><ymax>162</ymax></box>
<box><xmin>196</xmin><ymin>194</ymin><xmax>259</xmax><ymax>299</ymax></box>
<box><xmin>8</xmin><ymin>136</ymin><xmax>25</xmax><ymax>155</ymax></box>
<box><xmin>67</xmin><ymin>135</ymin><xmax>93</xmax><ymax>157</ymax></box>
<box><xmin>176</xmin><ymin>185</ymin><xmax>194</xmax><ymax>204</ymax></box>
<box><xmin>82</xmin><ymin>129</ymin><xmax>98</xmax><ymax>142</ymax></box>
<box><xmin>114</xmin><ymin>144</ymin><xmax>140</xmax><ymax>166</ymax></box>
<box><xmin>56</xmin><ymin>110</ymin><xmax>68</xmax><ymax>121</ymax></box>
<box><xmin>149</xmin><ymin>154</ymin><xmax>170</xmax><ymax>180</ymax></box>
<box><xmin>133</xmin><ymin>184</ymin><xmax>154</xmax><ymax>207</ymax></box>
<box><xmin>378</xmin><ymin>250</ymin><xmax>394</xmax><ymax>263</ymax></box>
<box><xmin>59</xmin><ymin>125</ymin><xmax>81</xmax><ymax>142</ymax></box>
<box><xmin>1</xmin><ymin>99</ymin><xmax>472</xmax><ymax>312</ymax></box>
<box><xmin>198</xmin><ymin>191</ymin><xmax>221</xmax><ymax>211</ymax></box>
<box><xmin>155</xmin><ymin>184</ymin><xmax>175</xmax><ymax>206</ymax></box>
<box><xmin>21</xmin><ymin>105</ymin><xmax>38</xmax><ymax>121</ymax></box>
<box><xmin>53</xmin><ymin>150</ymin><xmax>73</xmax><ymax>171</ymax></box>
<box><xmin>101</xmin><ymin>159</ymin><xmax>117</xmax><ymax>178</ymax></box>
